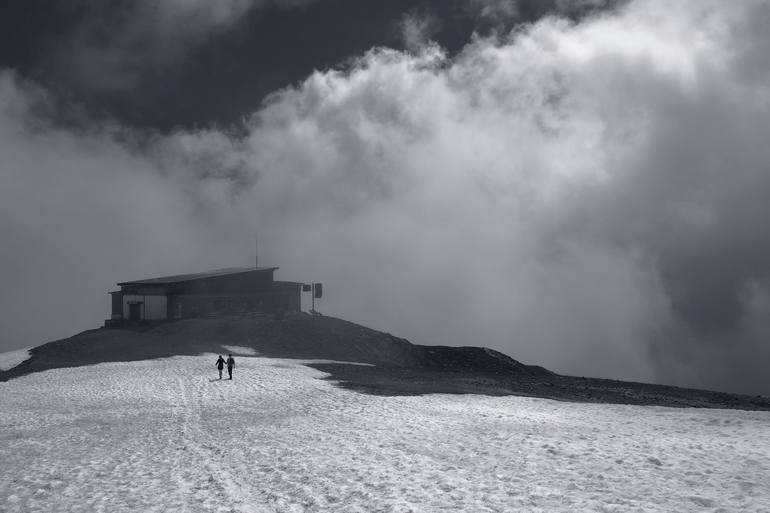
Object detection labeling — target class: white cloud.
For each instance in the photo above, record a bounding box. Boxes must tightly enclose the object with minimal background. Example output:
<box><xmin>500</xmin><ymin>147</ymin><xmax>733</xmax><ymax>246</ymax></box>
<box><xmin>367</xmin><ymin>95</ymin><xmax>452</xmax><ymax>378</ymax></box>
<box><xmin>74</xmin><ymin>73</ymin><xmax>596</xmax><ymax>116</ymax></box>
<box><xmin>400</xmin><ymin>11</ymin><xmax>441</xmax><ymax>53</ymax></box>
<box><xmin>467</xmin><ymin>0</ymin><xmax>612</xmax><ymax>23</ymax></box>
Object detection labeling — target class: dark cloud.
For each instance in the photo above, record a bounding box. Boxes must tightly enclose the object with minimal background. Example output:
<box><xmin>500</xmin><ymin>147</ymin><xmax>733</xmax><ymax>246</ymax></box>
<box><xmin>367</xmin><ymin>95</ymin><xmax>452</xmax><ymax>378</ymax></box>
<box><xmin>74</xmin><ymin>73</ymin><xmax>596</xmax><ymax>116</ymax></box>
<box><xmin>0</xmin><ymin>0</ymin><xmax>613</xmax><ymax>131</ymax></box>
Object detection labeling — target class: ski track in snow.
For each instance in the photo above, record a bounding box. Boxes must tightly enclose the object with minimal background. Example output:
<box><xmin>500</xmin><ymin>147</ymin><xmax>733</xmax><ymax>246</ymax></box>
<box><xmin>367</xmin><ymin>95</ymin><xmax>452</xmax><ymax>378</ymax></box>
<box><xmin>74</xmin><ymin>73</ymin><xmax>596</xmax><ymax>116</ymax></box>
<box><xmin>1</xmin><ymin>355</ymin><xmax>769</xmax><ymax>512</ymax></box>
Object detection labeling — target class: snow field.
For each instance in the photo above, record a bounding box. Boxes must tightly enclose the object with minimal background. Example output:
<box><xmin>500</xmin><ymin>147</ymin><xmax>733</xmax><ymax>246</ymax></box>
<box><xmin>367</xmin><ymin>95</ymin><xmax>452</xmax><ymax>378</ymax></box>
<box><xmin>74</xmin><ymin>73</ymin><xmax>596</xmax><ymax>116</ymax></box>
<box><xmin>0</xmin><ymin>348</ymin><xmax>30</xmax><ymax>371</ymax></box>
<box><xmin>1</xmin><ymin>355</ymin><xmax>769</xmax><ymax>512</ymax></box>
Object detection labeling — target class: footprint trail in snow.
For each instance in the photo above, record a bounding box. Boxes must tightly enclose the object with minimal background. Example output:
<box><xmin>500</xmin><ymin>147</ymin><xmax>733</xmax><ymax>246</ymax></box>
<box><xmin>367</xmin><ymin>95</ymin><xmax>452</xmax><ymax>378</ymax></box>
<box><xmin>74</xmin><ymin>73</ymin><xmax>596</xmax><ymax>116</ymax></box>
<box><xmin>1</xmin><ymin>355</ymin><xmax>769</xmax><ymax>512</ymax></box>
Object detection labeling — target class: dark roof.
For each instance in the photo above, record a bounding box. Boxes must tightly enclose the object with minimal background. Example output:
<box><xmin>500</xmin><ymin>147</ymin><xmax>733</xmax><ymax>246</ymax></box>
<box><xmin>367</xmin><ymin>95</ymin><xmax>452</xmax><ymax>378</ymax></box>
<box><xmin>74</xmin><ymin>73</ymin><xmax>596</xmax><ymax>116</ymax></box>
<box><xmin>117</xmin><ymin>267</ymin><xmax>278</xmax><ymax>286</ymax></box>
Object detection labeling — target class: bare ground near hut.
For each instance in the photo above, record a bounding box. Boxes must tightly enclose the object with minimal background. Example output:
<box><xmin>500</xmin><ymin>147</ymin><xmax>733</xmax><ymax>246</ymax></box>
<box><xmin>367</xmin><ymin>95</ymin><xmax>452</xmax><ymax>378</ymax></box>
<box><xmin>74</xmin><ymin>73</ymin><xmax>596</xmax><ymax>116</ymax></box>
<box><xmin>2</xmin><ymin>314</ymin><xmax>768</xmax><ymax>411</ymax></box>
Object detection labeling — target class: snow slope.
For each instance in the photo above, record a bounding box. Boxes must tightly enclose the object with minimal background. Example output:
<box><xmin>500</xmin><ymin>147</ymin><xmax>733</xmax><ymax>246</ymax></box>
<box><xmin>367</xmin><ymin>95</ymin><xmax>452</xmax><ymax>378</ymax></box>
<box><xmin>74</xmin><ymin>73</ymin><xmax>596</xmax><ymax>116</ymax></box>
<box><xmin>1</xmin><ymin>355</ymin><xmax>768</xmax><ymax>512</ymax></box>
<box><xmin>0</xmin><ymin>348</ymin><xmax>30</xmax><ymax>371</ymax></box>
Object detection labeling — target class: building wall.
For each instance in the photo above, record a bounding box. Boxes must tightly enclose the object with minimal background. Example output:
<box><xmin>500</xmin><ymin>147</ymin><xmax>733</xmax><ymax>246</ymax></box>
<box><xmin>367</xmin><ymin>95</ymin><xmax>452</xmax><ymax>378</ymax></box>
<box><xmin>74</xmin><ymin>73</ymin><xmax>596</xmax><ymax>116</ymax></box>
<box><xmin>165</xmin><ymin>270</ymin><xmax>276</xmax><ymax>295</ymax></box>
<box><xmin>110</xmin><ymin>291</ymin><xmax>123</xmax><ymax>319</ymax></box>
<box><xmin>123</xmin><ymin>294</ymin><xmax>168</xmax><ymax>321</ymax></box>
<box><xmin>113</xmin><ymin>271</ymin><xmax>301</xmax><ymax>323</ymax></box>
<box><xmin>145</xmin><ymin>296</ymin><xmax>168</xmax><ymax>320</ymax></box>
<box><xmin>274</xmin><ymin>281</ymin><xmax>302</xmax><ymax>312</ymax></box>
<box><xmin>169</xmin><ymin>292</ymin><xmax>294</xmax><ymax>318</ymax></box>
<box><xmin>120</xmin><ymin>285</ymin><xmax>168</xmax><ymax>296</ymax></box>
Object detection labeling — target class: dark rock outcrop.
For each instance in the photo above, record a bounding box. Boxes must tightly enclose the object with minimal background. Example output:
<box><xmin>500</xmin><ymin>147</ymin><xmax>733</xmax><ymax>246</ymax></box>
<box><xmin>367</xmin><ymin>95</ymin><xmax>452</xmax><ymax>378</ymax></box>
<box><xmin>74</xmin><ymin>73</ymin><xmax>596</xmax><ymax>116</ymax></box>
<box><xmin>2</xmin><ymin>314</ymin><xmax>768</xmax><ymax>411</ymax></box>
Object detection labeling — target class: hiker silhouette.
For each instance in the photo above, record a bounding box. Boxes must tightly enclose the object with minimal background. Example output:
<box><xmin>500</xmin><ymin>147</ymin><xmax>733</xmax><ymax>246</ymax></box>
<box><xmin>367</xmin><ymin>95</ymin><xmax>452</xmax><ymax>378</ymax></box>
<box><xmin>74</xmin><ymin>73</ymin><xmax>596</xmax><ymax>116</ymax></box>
<box><xmin>226</xmin><ymin>354</ymin><xmax>235</xmax><ymax>380</ymax></box>
<box><xmin>216</xmin><ymin>355</ymin><xmax>225</xmax><ymax>380</ymax></box>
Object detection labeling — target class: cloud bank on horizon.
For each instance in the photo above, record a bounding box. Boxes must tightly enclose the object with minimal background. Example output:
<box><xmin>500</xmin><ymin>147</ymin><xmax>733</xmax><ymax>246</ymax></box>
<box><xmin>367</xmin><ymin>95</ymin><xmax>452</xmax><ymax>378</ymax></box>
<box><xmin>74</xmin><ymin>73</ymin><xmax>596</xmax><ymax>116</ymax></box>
<box><xmin>2</xmin><ymin>0</ymin><xmax>770</xmax><ymax>394</ymax></box>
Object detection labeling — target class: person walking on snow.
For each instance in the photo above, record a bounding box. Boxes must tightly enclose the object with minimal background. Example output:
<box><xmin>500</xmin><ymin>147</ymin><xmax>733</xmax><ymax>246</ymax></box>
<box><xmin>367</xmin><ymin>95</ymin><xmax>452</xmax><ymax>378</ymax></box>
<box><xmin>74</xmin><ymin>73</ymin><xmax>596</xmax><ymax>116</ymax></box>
<box><xmin>216</xmin><ymin>355</ymin><xmax>226</xmax><ymax>379</ymax></box>
<box><xmin>226</xmin><ymin>354</ymin><xmax>235</xmax><ymax>380</ymax></box>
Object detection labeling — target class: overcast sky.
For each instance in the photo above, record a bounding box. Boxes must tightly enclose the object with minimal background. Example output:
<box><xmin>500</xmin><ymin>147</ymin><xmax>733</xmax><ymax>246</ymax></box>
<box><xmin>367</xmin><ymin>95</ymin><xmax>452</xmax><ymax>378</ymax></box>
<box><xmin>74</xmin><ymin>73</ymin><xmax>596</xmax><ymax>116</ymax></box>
<box><xmin>2</xmin><ymin>0</ymin><xmax>770</xmax><ymax>395</ymax></box>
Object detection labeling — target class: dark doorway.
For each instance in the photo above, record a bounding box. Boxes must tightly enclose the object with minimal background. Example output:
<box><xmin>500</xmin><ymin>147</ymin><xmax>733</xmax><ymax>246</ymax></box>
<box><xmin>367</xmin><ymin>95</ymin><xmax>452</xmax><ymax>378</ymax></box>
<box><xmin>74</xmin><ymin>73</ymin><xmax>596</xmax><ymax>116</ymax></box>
<box><xmin>128</xmin><ymin>302</ymin><xmax>142</xmax><ymax>321</ymax></box>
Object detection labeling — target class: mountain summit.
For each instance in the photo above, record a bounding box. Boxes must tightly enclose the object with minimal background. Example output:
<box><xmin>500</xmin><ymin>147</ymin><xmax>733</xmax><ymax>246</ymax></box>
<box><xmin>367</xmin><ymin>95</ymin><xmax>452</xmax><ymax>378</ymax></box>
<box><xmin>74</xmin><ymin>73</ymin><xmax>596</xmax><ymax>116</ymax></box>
<box><xmin>2</xmin><ymin>314</ymin><xmax>767</xmax><ymax>410</ymax></box>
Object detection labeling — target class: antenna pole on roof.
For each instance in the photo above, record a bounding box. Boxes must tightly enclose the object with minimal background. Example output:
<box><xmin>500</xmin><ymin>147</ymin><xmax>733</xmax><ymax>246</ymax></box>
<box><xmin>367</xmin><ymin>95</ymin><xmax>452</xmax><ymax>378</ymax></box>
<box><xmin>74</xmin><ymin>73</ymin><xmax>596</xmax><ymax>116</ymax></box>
<box><xmin>255</xmin><ymin>236</ymin><xmax>259</xmax><ymax>269</ymax></box>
